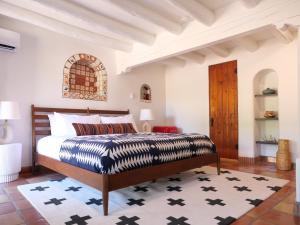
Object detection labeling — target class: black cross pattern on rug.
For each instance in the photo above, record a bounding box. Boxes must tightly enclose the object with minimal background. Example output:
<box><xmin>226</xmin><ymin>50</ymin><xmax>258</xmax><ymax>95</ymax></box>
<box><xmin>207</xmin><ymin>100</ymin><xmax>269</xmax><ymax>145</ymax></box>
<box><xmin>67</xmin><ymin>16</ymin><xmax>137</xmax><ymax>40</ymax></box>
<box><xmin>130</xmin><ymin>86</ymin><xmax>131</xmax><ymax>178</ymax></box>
<box><xmin>167</xmin><ymin>216</ymin><xmax>190</xmax><ymax>225</ymax></box>
<box><xmin>215</xmin><ymin>216</ymin><xmax>236</xmax><ymax>225</ymax></box>
<box><xmin>168</xmin><ymin>177</ymin><xmax>181</xmax><ymax>182</ymax></box>
<box><xmin>253</xmin><ymin>176</ymin><xmax>269</xmax><ymax>181</ymax></box>
<box><xmin>65</xmin><ymin>186</ymin><xmax>82</xmax><ymax>192</ymax></box>
<box><xmin>234</xmin><ymin>186</ymin><xmax>252</xmax><ymax>192</ymax></box>
<box><xmin>44</xmin><ymin>198</ymin><xmax>66</xmax><ymax>206</ymax></box>
<box><xmin>167</xmin><ymin>198</ymin><xmax>185</xmax><ymax>206</ymax></box>
<box><xmin>116</xmin><ymin>216</ymin><xmax>140</xmax><ymax>225</ymax></box>
<box><xmin>65</xmin><ymin>215</ymin><xmax>91</xmax><ymax>225</ymax></box>
<box><xmin>133</xmin><ymin>186</ymin><xmax>149</xmax><ymax>192</ymax></box>
<box><xmin>50</xmin><ymin>178</ymin><xmax>66</xmax><ymax>182</ymax></box>
<box><xmin>127</xmin><ymin>198</ymin><xmax>145</xmax><ymax>206</ymax></box>
<box><xmin>194</xmin><ymin>171</ymin><xmax>206</xmax><ymax>174</ymax></box>
<box><xmin>201</xmin><ymin>186</ymin><xmax>217</xmax><ymax>192</ymax></box>
<box><xmin>267</xmin><ymin>186</ymin><xmax>282</xmax><ymax>192</ymax></box>
<box><xmin>205</xmin><ymin>198</ymin><xmax>226</xmax><ymax>206</ymax></box>
<box><xmin>86</xmin><ymin>198</ymin><xmax>102</xmax><ymax>206</ymax></box>
<box><xmin>246</xmin><ymin>198</ymin><xmax>263</xmax><ymax>207</ymax></box>
<box><xmin>167</xmin><ymin>186</ymin><xmax>182</xmax><ymax>192</ymax></box>
<box><xmin>220</xmin><ymin>170</ymin><xmax>231</xmax><ymax>174</ymax></box>
<box><xmin>226</xmin><ymin>177</ymin><xmax>241</xmax><ymax>181</ymax></box>
<box><xmin>30</xmin><ymin>186</ymin><xmax>49</xmax><ymax>192</ymax></box>
<box><xmin>198</xmin><ymin>177</ymin><xmax>211</xmax><ymax>182</ymax></box>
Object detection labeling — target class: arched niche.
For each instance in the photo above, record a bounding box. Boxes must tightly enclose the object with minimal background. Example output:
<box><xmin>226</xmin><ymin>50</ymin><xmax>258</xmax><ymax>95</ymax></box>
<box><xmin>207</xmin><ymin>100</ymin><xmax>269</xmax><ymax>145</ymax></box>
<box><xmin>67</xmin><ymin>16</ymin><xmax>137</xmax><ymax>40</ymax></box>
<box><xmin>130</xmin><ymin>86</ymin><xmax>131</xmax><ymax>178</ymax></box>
<box><xmin>253</xmin><ymin>68</ymin><xmax>279</xmax><ymax>157</ymax></box>
<box><xmin>62</xmin><ymin>53</ymin><xmax>107</xmax><ymax>101</ymax></box>
<box><xmin>140</xmin><ymin>84</ymin><xmax>151</xmax><ymax>103</ymax></box>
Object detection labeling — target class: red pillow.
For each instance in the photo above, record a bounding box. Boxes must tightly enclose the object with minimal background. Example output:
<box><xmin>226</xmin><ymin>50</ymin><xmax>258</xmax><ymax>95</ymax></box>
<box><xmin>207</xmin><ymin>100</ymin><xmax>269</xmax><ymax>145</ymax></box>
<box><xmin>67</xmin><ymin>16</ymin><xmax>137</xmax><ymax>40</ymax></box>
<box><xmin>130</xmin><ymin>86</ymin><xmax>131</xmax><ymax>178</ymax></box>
<box><xmin>72</xmin><ymin>123</ymin><xmax>137</xmax><ymax>136</ymax></box>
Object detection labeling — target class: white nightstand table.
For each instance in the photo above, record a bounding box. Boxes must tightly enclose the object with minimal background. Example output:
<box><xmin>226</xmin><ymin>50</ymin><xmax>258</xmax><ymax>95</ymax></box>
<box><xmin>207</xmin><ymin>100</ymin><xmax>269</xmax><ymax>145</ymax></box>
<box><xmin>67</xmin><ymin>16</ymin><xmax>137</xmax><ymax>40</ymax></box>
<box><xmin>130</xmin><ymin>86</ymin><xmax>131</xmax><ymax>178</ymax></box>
<box><xmin>0</xmin><ymin>143</ymin><xmax>22</xmax><ymax>183</ymax></box>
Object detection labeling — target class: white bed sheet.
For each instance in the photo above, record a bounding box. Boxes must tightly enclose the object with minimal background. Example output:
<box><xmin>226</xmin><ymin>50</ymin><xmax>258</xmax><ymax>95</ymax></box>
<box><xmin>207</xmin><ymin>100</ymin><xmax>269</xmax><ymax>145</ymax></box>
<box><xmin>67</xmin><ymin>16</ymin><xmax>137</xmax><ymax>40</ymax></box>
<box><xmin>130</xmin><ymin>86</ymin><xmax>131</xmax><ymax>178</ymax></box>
<box><xmin>37</xmin><ymin>136</ymin><xmax>68</xmax><ymax>160</ymax></box>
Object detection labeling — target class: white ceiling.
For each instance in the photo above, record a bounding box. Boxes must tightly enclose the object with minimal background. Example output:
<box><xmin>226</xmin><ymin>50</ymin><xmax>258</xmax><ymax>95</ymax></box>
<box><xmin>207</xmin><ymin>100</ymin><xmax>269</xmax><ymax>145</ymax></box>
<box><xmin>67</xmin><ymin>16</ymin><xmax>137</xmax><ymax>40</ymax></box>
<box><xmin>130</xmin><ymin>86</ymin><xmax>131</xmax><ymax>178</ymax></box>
<box><xmin>0</xmin><ymin>0</ymin><xmax>297</xmax><ymax>68</ymax></box>
<box><xmin>0</xmin><ymin>0</ymin><xmax>253</xmax><ymax>48</ymax></box>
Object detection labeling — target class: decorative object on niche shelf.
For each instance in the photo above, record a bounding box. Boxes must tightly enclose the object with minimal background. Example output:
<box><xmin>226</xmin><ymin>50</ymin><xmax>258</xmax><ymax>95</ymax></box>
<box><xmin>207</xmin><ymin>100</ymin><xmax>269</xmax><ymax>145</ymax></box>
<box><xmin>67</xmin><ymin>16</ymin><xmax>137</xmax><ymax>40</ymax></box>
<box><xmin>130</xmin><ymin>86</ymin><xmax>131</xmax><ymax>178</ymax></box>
<box><xmin>140</xmin><ymin>84</ymin><xmax>151</xmax><ymax>103</ymax></box>
<box><xmin>257</xmin><ymin>135</ymin><xmax>278</xmax><ymax>145</ymax></box>
<box><xmin>140</xmin><ymin>109</ymin><xmax>154</xmax><ymax>132</ymax></box>
<box><xmin>262</xmin><ymin>88</ymin><xmax>277</xmax><ymax>95</ymax></box>
<box><xmin>0</xmin><ymin>101</ymin><xmax>22</xmax><ymax>183</ymax></box>
<box><xmin>62</xmin><ymin>53</ymin><xmax>107</xmax><ymax>101</ymax></box>
<box><xmin>264</xmin><ymin>111</ymin><xmax>277</xmax><ymax>118</ymax></box>
<box><xmin>276</xmin><ymin>139</ymin><xmax>292</xmax><ymax>171</ymax></box>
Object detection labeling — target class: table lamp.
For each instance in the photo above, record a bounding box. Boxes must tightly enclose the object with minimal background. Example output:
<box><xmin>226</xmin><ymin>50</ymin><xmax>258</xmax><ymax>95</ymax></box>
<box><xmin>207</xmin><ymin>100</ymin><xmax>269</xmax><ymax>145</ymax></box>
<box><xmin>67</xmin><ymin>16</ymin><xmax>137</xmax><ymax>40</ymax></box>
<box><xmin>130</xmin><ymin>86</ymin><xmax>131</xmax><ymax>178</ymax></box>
<box><xmin>0</xmin><ymin>101</ymin><xmax>21</xmax><ymax>144</ymax></box>
<box><xmin>140</xmin><ymin>109</ymin><xmax>154</xmax><ymax>132</ymax></box>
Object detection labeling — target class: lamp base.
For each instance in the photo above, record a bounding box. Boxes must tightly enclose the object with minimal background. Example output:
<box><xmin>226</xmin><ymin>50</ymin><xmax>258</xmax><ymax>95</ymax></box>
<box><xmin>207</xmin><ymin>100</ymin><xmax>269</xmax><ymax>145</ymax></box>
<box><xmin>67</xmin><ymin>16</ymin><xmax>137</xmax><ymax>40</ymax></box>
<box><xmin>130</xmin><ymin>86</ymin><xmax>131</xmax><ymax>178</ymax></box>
<box><xmin>142</xmin><ymin>122</ymin><xmax>152</xmax><ymax>132</ymax></box>
<box><xmin>0</xmin><ymin>122</ymin><xmax>14</xmax><ymax>144</ymax></box>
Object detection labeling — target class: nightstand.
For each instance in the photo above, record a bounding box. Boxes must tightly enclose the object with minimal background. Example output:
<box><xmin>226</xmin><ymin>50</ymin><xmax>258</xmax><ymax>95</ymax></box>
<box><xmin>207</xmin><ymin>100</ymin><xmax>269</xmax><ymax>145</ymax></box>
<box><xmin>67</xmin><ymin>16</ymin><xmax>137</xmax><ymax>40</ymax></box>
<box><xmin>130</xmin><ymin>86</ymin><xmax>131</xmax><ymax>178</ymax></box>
<box><xmin>0</xmin><ymin>143</ymin><xmax>22</xmax><ymax>183</ymax></box>
<box><xmin>152</xmin><ymin>126</ymin><xmax>178</xmax><ymax>133</ymax></box>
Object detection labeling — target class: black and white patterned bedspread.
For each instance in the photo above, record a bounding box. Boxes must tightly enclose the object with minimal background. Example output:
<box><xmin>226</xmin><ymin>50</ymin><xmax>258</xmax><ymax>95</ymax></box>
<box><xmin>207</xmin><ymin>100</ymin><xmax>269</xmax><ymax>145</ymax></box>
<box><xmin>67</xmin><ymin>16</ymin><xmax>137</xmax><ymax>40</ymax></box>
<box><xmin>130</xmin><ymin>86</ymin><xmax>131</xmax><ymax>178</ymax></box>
<box><xmin>59</xmin><ymin>133</ymin><xmax>216</xmax><ymax>174</ymax></box>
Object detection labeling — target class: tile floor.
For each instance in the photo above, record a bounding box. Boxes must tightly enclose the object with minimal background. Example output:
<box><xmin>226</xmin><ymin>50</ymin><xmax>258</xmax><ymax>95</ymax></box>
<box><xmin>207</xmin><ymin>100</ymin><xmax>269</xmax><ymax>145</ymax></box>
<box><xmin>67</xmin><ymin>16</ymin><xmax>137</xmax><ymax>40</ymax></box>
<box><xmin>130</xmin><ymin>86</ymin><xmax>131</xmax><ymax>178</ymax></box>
<box><xmin>0</xmin><ymin>160</ymin><xmax>298</xmax><ymax>225</ymax></box>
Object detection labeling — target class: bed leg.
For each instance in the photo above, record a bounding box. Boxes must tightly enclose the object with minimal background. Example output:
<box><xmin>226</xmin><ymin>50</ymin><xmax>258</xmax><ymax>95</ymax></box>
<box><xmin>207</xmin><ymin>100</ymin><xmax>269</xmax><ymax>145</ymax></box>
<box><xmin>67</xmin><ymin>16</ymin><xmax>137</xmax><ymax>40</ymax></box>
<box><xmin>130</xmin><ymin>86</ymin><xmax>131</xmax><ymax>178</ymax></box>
<box><xmin>217</xmin><ymin>154</ymin><xmax>221</xmax><ymax>175</ymax></box>
<box><xmin>102</xmin><ymin>175</ymin><xmax>109</xmax><ymax>216</ymax></box>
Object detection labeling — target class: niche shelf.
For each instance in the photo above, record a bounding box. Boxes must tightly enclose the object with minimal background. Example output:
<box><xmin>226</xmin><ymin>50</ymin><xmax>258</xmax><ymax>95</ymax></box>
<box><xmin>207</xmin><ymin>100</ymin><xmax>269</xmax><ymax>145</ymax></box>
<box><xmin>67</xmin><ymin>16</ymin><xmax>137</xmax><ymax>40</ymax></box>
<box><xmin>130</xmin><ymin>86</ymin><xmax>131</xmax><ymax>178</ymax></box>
<box><xmin>255</xmin><ymin>141</ymin><xmax>278</xmax><ymax>145</ymax></box>
<box><xmin>254</xmin><ymin>94</ymin><xmax>278</xmax><ymax>97</ymax></box>
<box><xmin>253</xmin><ymin>69</ymin><xmax>279</xmax><ymax>157</ymax></box>
<box><xmin>255</xmin><ymin>117</ymin><xmax>278</xmax><ymax>121</ymax></box>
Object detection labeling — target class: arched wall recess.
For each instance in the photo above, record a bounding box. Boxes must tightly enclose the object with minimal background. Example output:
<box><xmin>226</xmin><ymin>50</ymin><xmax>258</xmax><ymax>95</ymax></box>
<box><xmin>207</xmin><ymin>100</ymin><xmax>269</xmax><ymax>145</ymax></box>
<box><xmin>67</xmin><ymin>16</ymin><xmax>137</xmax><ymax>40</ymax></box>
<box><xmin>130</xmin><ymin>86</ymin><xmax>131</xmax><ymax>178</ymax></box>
<box><xmin>62</xmin><ymin>53</ymin><xmax>108</xmax><ymax>101</ymax></box>
<box><xmin>253</xmin><ymin>68</ymin><xmax>279</xmax><ymax>157</ymax></box>
<box><xmin>140</xmin><ymin>84</ymin><xmax>151</xmax><ymax>103</ymax></box>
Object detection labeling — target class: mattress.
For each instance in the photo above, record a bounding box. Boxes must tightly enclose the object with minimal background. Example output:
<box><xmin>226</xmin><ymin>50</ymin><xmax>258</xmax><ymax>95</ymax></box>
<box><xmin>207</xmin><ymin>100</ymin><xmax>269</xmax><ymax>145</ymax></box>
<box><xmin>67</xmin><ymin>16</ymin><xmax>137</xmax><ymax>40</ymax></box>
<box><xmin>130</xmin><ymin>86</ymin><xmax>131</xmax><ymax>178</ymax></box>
<box><xmin>37</xmin><ymin>136</ymin><xmax>68</xmax><ymax>160</ymax></box>
<box><xmin>59</xmin><ymin>133</ymin><xmax>216</xmax><ymax>174</ymax></box>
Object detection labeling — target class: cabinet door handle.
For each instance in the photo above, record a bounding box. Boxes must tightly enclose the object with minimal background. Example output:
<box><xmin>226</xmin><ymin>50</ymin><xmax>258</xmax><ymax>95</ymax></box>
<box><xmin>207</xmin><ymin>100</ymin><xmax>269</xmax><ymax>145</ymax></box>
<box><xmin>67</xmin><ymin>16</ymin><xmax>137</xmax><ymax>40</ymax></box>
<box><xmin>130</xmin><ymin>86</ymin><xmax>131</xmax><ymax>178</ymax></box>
<box><xmin>210</xmin><ymin>118</ymin><xmax>214</xmax><ymax>127</ymax></box>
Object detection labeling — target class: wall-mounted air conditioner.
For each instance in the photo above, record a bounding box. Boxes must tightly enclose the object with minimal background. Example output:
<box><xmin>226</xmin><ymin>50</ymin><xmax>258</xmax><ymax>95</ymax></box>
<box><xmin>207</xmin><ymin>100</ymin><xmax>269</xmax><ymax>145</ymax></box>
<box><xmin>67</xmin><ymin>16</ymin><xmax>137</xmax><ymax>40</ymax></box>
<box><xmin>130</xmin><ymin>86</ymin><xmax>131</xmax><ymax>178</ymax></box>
<box><xmin>0</xmin><ymin>27</ymin><xmax>20</xmax><ymax>52</ymax></box>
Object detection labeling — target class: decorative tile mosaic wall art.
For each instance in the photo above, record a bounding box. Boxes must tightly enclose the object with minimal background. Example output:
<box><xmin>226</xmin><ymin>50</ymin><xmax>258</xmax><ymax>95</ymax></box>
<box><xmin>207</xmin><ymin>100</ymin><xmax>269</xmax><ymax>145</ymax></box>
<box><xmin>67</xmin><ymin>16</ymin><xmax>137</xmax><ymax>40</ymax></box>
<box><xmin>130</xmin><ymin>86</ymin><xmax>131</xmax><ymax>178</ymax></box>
<box><xmin>62</xmin><ymin>53</ymin><xmax>107</xmax><ymax>101</ymax></box>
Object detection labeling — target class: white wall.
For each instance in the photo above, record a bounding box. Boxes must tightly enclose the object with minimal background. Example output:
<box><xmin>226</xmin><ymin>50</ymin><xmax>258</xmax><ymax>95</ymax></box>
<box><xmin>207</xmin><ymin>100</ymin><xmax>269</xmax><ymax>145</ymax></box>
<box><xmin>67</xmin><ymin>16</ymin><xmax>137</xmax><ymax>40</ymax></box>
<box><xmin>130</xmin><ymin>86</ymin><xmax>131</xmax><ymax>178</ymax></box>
<box><xmin>0</xmin><ymin>16</ymin><xmax>166</xmax><ymax>167</ymax></box>
<box><xmin>165</xmin><ymin>38</ymin><xmax>299</xmax><ymax>161</ymax></box>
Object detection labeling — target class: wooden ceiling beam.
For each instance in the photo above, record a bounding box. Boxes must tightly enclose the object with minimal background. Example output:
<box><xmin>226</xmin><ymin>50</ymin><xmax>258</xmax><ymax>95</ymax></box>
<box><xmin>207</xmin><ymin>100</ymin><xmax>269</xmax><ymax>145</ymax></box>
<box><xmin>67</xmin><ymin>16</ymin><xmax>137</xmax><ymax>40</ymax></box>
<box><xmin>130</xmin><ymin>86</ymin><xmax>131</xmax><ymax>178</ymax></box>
<box><xmin>169</xmin><ymin>0</ymin><xmax>215</xmax><ymax>26</ymax></box>
<box><xmin>3</xmin><ymin>0</ymin><xmax>155</xmax><ymax>45</ymax></box>
<box><xmin>109</xmin><ymin>0</ymin><xmax>183</xmax><ymax>34</ymax></box>
<box><xmin>0</xmin><ymin>1</ymin><xmax>132</xmax><ymax>52</ymax></box>
<box><xmin>209</xmin><ymin>46</ymin><xmax>230</xmax><ymax>58</ymax></box>
<box><xmin>157</xmin><ymin>57</ymin><xmax>186</xmax><ymax>67</ymax></box>
<box><xmin>236</xmin><ymin>36</ymin><xmax>259</xmax><ymax>52</ymax></box>
<box><xmin>178</xmin><ymin>52</ymin><xmax>205</xmax><ymax>64</ymax></box>
<box><xmin>271</xmin><ymin>25</ymin><xmax>295</xmax><ymax>44</ymax></box>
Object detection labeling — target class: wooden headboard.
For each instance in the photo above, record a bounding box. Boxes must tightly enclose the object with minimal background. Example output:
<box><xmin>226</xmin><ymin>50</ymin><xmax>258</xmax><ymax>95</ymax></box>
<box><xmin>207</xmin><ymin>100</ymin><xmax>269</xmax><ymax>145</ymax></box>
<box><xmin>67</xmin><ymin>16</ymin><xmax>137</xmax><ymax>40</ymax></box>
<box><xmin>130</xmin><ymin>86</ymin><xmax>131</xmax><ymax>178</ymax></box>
<box><xmin>31</xmin><ymin>104</ymin><xmax>129</xmax><ymax>171</ymax></box>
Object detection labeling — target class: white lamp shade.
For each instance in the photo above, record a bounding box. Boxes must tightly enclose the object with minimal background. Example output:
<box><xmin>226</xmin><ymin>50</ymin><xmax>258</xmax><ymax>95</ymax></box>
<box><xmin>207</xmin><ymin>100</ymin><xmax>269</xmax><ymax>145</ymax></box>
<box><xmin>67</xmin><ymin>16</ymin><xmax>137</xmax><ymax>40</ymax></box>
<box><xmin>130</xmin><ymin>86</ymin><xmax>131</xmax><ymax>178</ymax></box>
<box><xmin>0</xmin><ymin>101</ymin><xmax>21</xmax><ymax>120</ymax></box>
<box><xmin>140</xmin><ymin>109</ymin><xmax>154</xmax><ymax>121</ymax></box>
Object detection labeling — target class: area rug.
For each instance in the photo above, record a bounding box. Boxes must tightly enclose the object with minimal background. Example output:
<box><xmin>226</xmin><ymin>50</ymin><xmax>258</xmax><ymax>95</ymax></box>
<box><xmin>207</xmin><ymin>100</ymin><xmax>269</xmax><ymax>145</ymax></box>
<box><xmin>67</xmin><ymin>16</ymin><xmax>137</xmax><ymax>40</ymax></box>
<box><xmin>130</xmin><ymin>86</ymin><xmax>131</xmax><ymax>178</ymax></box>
<box><xmin>18</xmin><ymin>166</ymin><xmax>288</xmax><ymax>225</ymax></box>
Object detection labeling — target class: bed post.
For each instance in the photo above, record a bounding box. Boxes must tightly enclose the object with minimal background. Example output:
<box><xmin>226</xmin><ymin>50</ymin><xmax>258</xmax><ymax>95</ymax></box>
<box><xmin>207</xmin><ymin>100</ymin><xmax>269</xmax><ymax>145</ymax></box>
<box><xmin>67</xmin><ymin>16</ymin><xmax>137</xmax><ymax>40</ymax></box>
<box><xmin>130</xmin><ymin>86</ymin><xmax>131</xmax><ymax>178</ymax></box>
<box><xmin>217</xmin><ymin>153</ymin><xmax>221</xmax><ymax>175</ymax></box>
<box><xmin>102</xmin><ymin>175</ymin><xmax>109</xmax><ymax>216</ymax></box>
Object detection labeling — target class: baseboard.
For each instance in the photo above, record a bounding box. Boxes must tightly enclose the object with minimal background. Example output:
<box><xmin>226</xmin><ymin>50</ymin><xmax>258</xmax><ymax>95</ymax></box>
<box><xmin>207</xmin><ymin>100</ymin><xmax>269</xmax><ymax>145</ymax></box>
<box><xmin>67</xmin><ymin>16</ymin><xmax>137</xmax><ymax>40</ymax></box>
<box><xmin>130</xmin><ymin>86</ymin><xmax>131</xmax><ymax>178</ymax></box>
<box><xmin>21</xmin><ymin>166</ymin><xmax>32</xmax><ymax>174</ymax></box>
<box><xmin>21</xmin><ymin>165</ymin><xmax>53</xmax><ymax>175</ymax></box>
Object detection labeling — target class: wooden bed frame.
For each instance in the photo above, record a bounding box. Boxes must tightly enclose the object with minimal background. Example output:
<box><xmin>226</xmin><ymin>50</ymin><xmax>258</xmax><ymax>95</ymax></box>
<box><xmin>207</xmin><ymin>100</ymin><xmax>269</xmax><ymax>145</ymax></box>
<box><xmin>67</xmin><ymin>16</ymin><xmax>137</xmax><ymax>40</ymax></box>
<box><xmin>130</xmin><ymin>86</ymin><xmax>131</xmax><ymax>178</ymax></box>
<box><xmin>31</xmin><ymin>105</ymin><xmax>220</xmax><ymax>215</ymax></box>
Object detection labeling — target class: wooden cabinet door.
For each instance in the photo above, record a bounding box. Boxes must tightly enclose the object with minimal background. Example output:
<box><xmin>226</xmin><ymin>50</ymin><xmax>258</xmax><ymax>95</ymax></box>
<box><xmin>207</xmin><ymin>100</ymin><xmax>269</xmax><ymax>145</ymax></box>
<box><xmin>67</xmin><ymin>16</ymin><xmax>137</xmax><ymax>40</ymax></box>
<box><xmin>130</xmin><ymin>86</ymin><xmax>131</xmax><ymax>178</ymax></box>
<box><xmin>209</xmin><ymin>60</ymin><xmax>238</xmax><ymax>159</ymax></box>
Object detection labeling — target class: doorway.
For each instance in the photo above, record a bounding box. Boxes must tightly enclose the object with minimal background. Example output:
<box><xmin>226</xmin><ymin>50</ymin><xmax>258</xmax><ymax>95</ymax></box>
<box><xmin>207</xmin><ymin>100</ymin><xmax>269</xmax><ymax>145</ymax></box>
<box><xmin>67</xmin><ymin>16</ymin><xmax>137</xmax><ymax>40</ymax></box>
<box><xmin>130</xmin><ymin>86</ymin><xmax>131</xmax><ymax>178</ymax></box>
<box><xmin>209</xmin><ymin>60</ymin><xmax>238</xmax><ymax>159</ymax></box>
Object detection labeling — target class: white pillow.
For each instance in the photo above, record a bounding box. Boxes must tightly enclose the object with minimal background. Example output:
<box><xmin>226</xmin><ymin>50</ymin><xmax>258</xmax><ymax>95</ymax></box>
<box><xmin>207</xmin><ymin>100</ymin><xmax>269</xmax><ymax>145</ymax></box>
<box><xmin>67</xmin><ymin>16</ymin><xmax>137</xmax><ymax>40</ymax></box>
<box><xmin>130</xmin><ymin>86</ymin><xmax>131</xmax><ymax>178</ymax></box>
<box><xmin>54</xmin><ymin>112</ymin><xmax>101</xmax><ymax>137</ymax></box>
<box><xmin>48</xmin><ymin>114</ymin><xmax>61</xmax><ymax>136</ymax></box>
<box><xmin>100</xmin><ymin>114</ymin><xmax>138</xmax><ymax>132</ymax></box>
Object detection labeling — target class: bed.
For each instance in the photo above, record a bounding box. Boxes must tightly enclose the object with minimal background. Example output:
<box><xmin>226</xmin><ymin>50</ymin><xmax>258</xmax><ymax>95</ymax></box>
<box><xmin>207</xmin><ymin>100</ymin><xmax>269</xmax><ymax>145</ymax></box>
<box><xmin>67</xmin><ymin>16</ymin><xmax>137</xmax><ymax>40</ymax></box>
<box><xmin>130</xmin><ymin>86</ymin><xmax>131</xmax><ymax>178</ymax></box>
<box><xmin>31</xmin><ymin>105</ymin><xmax>220</xmax><ymax>215</ymax></box>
